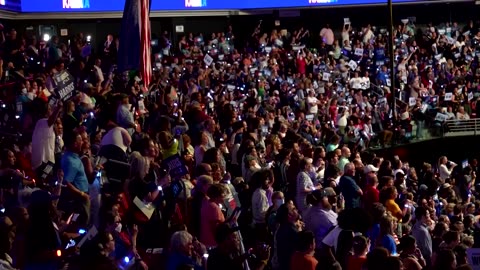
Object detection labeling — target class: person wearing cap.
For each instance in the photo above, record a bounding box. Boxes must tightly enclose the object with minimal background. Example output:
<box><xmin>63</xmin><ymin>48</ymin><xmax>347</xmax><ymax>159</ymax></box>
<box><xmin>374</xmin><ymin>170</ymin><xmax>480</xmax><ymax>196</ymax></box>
<box><xmin>303</xmin><ymin>188</ymin><xmax>338</xmax><ymax>249</ymax></box>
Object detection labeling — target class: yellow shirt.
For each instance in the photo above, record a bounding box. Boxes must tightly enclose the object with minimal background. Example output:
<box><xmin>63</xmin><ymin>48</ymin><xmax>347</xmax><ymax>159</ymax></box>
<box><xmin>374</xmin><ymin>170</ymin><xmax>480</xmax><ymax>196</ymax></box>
<box><xmin>385</xmin><ymin>199</ymin><xmax>403</xmax><ymax>221</ymax></box>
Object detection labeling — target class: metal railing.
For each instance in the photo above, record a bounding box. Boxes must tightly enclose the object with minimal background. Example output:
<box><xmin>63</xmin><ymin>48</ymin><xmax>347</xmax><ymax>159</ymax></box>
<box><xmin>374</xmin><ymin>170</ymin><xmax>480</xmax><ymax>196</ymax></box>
<box><xmin>444</xmin><ymin>118</ymin><xmax>480</xmax><ymax>137</ymax></box>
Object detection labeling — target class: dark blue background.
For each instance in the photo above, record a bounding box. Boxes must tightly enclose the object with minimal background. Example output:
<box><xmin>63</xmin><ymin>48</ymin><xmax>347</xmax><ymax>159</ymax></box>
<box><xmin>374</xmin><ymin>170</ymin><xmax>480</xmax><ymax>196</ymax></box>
<box><xmin>20</xmin><ymin>0</ymin><xmax>418</xmax><ymax>12</ymax></box>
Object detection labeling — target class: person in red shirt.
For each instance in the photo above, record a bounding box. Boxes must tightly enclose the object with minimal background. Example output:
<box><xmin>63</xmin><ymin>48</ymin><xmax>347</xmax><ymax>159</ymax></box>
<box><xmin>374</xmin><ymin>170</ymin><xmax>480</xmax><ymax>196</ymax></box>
<box><xmin>363</xmin><ymin>169</ymin><xmax>380</xmax><ymax>211</ymax></box>
<box><xmin>296</xmin><ymin>53</ymin><xmax>306</xmax><ymax>75</ymax></box>
<box><xmin>347</xmin><ymin>235</ymin><xmax>369</xmax><ymax>270</ymax></box>
<box><xmin>290</xmin><ymin>230</ymin><xmax>318</xmax><ymax>270</ymax></box>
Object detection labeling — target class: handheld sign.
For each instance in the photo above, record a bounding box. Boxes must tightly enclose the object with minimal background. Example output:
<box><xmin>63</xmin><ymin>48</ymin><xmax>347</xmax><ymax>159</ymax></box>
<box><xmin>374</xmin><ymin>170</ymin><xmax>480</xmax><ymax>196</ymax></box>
<box><xmin>444</xmin><ymin>92</ymin><xmax>453</xmax><ymax>101</ymax></box>
<box><xmin>421</xmin><ymin>103</ymin><xmax>428</xmax><ymax>113</ymax></box>
<box><xmin>468</xmin><ymin>92</ymin><xmax>474</xmax><ymax>101</ymax></box>
<box><xmin>203</xmin><ymin>54</ymin><xmax>214</xmax><ymax>66</ymax></box>
<box><xmin>348</xmin><ymin>60</ymin><xmax>358</xmax><ymax>70</ymax></box>
<box><xmin>354</xmin><ymin>48</ymin><xmax>364</xmax><ymax>57</ymax></box>
<box><xmin>54</xmin><ymin>70</ymin><xmax>76</xmax><ymax>102</ymax></box>
<box><xmin>77</xmin><ymin>226</ymin><xmax>98</xmax><ymax>248</ymax></box>
<box><xmin>322</xmin><ymin>72</ymin><xmax>331</xmax><ymax>82</ymax></box>
<box><xmin>409</xmin><ymin>97</ymin><xmax>416</xmax><ymax>106</ymax></box>
<box><xmin>162</xmin><ymin>153</ymin><xmax>188</xmax><ymax>179</ymax></box>
<box><xmin>435</xmin><ymin>113</ymin><xmax>448</xmax><ymax>122</ymax></box>
<box><xmin>467</xmin><ymin>248</ymin><xmax>480</xmax><ymax>270</ymax></box>
<box><xmin>344</xmin><ymin>18</ymin><xmax>350</xmax><ymax>25</ymax></box>
<box><xmin>133</xmin><ymin>197</ymin><xmax>155</xmax><ymax>220</ymax></box>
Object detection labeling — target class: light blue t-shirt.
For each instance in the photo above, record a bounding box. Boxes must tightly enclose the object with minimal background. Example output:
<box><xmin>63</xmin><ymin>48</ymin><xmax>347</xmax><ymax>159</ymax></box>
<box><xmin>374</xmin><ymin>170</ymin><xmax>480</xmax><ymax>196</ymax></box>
<box><xmin>61</xmin><ymin>151</ymin><xmax>89</xmax><ymax>192</ymax></box>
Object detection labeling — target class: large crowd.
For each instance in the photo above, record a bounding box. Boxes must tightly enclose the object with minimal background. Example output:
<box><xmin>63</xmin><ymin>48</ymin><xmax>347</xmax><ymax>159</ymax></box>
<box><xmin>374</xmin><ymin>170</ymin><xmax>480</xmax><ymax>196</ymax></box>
<box><xmin>0</xmin><ymin>12</ymin><xmax>479</xmax><ymax>270</ymax></box>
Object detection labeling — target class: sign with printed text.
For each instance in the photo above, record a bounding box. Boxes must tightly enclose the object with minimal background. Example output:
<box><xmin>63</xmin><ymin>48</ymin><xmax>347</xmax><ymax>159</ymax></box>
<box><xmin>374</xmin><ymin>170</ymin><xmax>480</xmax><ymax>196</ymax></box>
<box><xmin>348</xmin><ymin>60</ymin><xmax>358</xmax><ymax>70</ymax></box>
<box><xmin>409</xmin><ymin>97</ymin><xmax>416</xmax><ymax>106</ymax></box>
<box><xmin>322</xmin><ymin>72</ymin><xmax>331</xmax><ymax>82</ymax></box>
<box><xmin>162</xmin><ymin>153</ymin><xmax>188</xmax><ymax>179</ymax></box>
<box><xmin>468</xmin><ymin>92</ymin><xmax>474</xmax><ymax>101</ymax></box>
<box><xmin>292</xmin><ymin>45</ymin><xmax>305</xmax><ymax>51</ymax></box>
<box><xmin>203</xmin><ymin>54</ymin><xmax>214</xmax><ymax>66</ymax></box>
<box><xmin>421</xmin><ymin>103</ymin><xmax>428</xmax><ymax>113</ymax></box>
<box><xmin>54</xmin><ymin>70</ymin><xmax>76</xmax><ymax>102</ymax></box>
<box><xmin>354</xmin><ymin>48</ymin><xmax>364</xmax><ymax>57</ymax></box>
<box><xmin>467</xmin><ymin>248</ymin><xmax>480</xmax><ymax>270</ymax></box>
<box><xmin>435</xmin><ymin>113</ymin><xmax>448</xmax><ymax>122</ymax></box>
<box><xmin>444</xmin><ymin>92</ymin><xmax>453</xmax><ymax>101</ymax></box>
<box><xmin>344</xmin><ymin>18</ymin><xmax>350</xmax><ymax>24</ymax></box>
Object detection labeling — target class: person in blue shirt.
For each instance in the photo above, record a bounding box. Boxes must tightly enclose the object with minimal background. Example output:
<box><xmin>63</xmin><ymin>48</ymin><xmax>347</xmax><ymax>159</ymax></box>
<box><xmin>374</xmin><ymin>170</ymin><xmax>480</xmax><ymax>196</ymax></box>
<box><xmin>376</xmin><ymin>214</ymin><xmax>398</xmax><ymax>256</ymax></box>
<box><xmin>61</xmin><ymin>131</ymin><xmax>90</xmax><ymax>226</ymax></box>
<box><xmin>366</xmin><ymin>203</ymin><xmax>386</xmax><ymax>251</ymax></box>
<box><xmin>376</xmin><ymin>65</ymin><xmax>389</xmax><ymax>86</ymax></box>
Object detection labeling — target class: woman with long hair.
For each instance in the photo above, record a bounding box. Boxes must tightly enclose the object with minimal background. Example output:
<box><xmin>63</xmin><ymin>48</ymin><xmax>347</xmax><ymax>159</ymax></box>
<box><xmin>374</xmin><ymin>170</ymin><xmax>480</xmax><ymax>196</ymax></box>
<box><xmin>375</xmin><ymin>214</ymin><xmax>398</xmax><ymax>256</ymax></box>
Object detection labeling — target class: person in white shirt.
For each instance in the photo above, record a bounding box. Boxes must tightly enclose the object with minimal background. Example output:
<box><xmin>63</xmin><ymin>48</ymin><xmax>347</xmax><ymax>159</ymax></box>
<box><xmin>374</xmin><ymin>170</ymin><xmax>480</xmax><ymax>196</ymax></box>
<box><xmin>349</xmin><ymin>72</ymin><xmax>362</xmax><ymax>91</ymax></box>
<box><xmin>251</xmin><ymin>170</ymin><xmax>271</xmax><ymax>225</ymax></box>
<box><xmin>456</xmin><ymin>106</ymin><xmax>470</xmax><ymax>120</ymax></box>
<box><xmin>100</xmin><ymin>125</ymin><xmax>132</xmax><ymax>154</ymax></box>
<box><xmin>438</xmin><ymin>156</ymin><xmax>456</xmax><ymax>182</ymax></box>
<box><xmin>306</xmin><ymin>90</ymin><xmax>320</xmax><ymax>115</ymax></box>
<box><xmin>93</xmin><ymin>58</ymin><xmax>104</xmax><ymax>85</ymax></box>
<box><xmin>296</xmin><ymin>158</ymin><xmax>320</xmax><ymax>213</ymax></box>
<box><xmin>363</xmin><ymin>25</ymin><xmax>374</xmax><ymax>44</ymax></box>
<box><xmin>204</xmin><ymin>119</ymin><xmax>216</xmax><ymax>150</ymax></box>
<box><xmin>360</xmin><ymin>72</ymin><xmax>371</xmax><ymax>91</ymax></box>
<box><xmin>31</xmin><ymin>99</ymin><xmax>62</xmax><ymax>170</ymax></box>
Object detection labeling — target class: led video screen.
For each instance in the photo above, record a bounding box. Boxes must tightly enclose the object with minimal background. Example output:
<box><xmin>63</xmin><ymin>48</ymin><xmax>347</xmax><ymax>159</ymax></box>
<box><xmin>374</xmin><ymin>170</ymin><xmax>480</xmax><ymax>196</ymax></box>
<box><xmin>20</xmin><ymin>0</ymin><xmax>420</xmax><ymax>12</ymax></box>
<box><xmin>0</xmin><ymin>0</ymin><xmax>21</xmax><ymax>11</ymax></box>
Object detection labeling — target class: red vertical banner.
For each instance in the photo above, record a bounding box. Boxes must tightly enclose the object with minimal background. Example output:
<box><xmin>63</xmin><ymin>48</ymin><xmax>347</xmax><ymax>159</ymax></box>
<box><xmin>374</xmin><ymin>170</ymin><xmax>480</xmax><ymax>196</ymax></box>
<box><xmin>139</xmin><ymin>0</ymin><xmax>152</xmax><ymax>89</ymax></box>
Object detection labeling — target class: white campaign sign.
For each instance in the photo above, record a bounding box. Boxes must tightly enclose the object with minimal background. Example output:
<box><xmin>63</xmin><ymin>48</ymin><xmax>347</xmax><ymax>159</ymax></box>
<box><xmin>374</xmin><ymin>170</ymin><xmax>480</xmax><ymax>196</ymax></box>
<box><xmin>344</xmin><ymin>18</ymin><xmax>350</xmax><ymax>24</ymax></box>
<box><xmin>203</xmin><ymin>54</ymin><xmax>214</xmax><ymax>66</ymax></box>
<box><xmin>348</xmin><ymin>60</ymin><xmax>358</xmax><ymax>70</ymax></box>
<box><xmin>435</xmin><ymin>113</ymin><xmax>448</xmax><ymax>122</ymax></box>
<box><xmin>354</xmin><ymin>48</ymin><xmax>364</xmax><ymax>57</ymax></box>
<box><xmin>421</xmin><ymin>103</ymin><xmax>428</xmax><ymax>113</ymax></box>
<box><xmin>322</xmin><ymin>72</ymin><xmax>331</xmax><ymax>82</ymax></box>
<box><xmin>409</xmin><ymin>97</ymin><xmax>416</xmax><ymax>106</ymax></box>
<box><xmin>444</xmin><ymin>92</ymin><xmax>453</xmax><ymax>101</ymax></box>
<box><xmin>468</xmin><ymin>92</ymin><xmax>474</xmax><ymax>101</ymax></box>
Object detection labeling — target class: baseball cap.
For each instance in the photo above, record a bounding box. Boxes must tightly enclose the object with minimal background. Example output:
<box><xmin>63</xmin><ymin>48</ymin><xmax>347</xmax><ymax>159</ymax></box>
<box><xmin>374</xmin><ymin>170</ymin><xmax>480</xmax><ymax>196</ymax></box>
<box><xmin>364</xmin><ymin>164</ymin><xmax>379</xmax><ymax>174</ymax></box>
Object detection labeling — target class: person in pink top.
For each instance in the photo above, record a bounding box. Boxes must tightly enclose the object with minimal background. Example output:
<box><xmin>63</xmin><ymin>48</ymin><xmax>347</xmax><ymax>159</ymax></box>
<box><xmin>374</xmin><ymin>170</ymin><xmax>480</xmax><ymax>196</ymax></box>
<box><xmin>200</xmin><ymin>184</ymin><xmax>227</xmax><ymax>248</ymax></box>
<box><xmin>319</xmin><ymin>24</ymin><xmax>334</xmax><ymax>46</ymax></box>
<box><xmin>297</xmin><ymin>53</ymin><xmax>306</xmax><ymax>75</ymax></box>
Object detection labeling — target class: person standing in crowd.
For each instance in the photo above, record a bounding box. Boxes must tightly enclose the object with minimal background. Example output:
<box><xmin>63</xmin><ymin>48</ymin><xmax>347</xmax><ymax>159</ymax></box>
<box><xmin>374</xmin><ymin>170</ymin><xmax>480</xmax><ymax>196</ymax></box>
<box><xmin>62</xmin><ymin>131</ymin><xmax>90</xmax><ymax>226</ymax></box>
<box><xmin>339</xmin><ymin>163</ymin><xmax>363</xmax><ymax>209</ymax></box>
<box><xmin>296</xmin><ymin>158</ymin><xmax>320</xmax><ymax>213</ymax></box>
<box><xmin>31</xmin><ymin>99</ymin><xmax>62</xmax><ymax>175</ymax></box>
<box><xmin>412</xmin><ymin>206</ymin><xmax>433</xmax><ymax>267</ymax></box>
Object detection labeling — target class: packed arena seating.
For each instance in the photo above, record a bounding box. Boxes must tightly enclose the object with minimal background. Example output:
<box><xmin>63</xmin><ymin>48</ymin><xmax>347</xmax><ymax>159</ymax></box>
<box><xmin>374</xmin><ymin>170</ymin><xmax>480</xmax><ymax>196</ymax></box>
<box><xmin>0</xmin><ymin>6</ymin><xmax>480</xmax><ymax>270</ymax></box>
